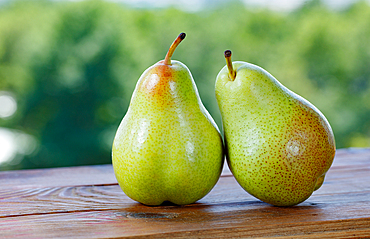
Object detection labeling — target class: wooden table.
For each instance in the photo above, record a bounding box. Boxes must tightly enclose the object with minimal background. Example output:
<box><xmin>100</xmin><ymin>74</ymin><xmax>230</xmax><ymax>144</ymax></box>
<box><xmin>1</xmin><ymin>148</ymin><xmax>369</xmax><ymax>238</ymax></box>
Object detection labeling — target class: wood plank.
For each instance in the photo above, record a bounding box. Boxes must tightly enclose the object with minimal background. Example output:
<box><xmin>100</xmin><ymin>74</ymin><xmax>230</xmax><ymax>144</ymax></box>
<box><xmin>1</xmin><ymin>148</ymin><xmax>370</xmax><ymax>217</ymax></box>
<box><xmin>1</xmin><ymin>174</ymin><xmax>370</xmax><ymax>237</ymax></box>
<box><xmin>0</xmin><ymin>148</ymin><xmax>369</xmax><ymax>238</ymax></box>
<box><xmin>1</xmin><ymin>174</ymin><xmax>370</xmax><ymax>218</ymax></box>
<box><xmin>0</xmin><ymin>164</ymin><xmax>117</xmax><ymax>189</ymax></box>
<box><xmin>0</xmin><ymin>202</ymin><xmax>369</xmax><ymax>238</ymax></box>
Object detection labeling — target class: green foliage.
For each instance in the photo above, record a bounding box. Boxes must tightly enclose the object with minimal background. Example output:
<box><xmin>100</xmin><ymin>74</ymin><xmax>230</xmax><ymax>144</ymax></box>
<box><xmin>0</xmin><ymin>0</ymin><xmax>370</xmax><ymax>170</ymax></box>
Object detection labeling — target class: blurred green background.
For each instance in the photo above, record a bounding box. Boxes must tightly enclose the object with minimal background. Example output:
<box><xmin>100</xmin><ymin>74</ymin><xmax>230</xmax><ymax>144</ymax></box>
<box><xmin>0</xmin><ymin>0</ymin><xmax>370</xmax><ymax>170</ymax></box>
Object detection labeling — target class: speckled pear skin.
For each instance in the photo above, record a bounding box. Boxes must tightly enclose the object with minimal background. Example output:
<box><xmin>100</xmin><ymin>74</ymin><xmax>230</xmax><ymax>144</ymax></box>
<box><xmin>215</xmin><ymin>61</ymin><xmax>336</xmax><ymax>206</ymax></box>
<box><xmin>112</xmin><ymin>60</ymin><xmax>224</xmax><ymax>206</ymax></box>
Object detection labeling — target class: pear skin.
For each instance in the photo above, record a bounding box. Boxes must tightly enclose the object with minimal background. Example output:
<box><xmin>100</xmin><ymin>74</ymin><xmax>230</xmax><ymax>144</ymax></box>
<box><xmin>112</xmin><ymin>33</ymin><xmax>224</xmax><ymax>206</ymax></box>
<box><xmin>215</xmin><ymin>50</ymin><xmax>335</xmax><ymax>206</ymax></box>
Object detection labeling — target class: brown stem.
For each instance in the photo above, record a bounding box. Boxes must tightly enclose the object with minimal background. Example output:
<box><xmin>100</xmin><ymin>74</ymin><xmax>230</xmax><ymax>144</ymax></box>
<box><xmin>224</xmin><ymin>50</ymin><xmax>236</xmax><ymax>81</ymax></box>
<box><xmin>164</xmin><ymin>33</ymin><xmax>186</xmax><ymax>65</ymax></box>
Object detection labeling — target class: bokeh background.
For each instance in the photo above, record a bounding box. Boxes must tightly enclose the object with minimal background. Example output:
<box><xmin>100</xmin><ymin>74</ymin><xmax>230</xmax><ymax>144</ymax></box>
<box><xmin>0</xmin><ymin>0</ymin><xmax>370</xmax><ymax>170</ymax></box>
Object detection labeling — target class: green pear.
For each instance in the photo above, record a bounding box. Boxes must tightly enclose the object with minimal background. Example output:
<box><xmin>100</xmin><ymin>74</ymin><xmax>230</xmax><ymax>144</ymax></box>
<box><xmin>112</xmin><ymin>33</ymin><xmax>224</xmax><ymax>206</ymax></box>
<box><xmin>215</xmin><ymin>50</ymin><xmax>335</xmax><ymax>206</ymax></box>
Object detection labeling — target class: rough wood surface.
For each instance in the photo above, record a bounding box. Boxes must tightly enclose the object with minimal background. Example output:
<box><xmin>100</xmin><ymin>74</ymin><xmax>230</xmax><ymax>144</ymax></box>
<box><xmin>0</xmin><ymin>148</ymin><xmax>370</xmax><ymax>238</ymax></box>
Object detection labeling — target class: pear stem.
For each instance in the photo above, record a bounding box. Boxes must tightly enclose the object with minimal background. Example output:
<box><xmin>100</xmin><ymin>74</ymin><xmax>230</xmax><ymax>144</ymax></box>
<box><xmin>224</xmin><ymin>50</ymin><xmax>236</xmax><ymax>81</ymax></box>
<box><xmin>164</xmin><ymin>32</ymin><xmax>186</xmax><ymax>65</ymax></box>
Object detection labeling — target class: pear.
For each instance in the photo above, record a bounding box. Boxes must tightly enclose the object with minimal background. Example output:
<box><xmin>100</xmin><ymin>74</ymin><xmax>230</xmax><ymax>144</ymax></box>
<box><xmin>215</xmin><ymin>50</ymin><xmax>335</xmax><ymax>206</ymax></box>
<box><xmin>112</xmin><ymin>33</ymin><xmax>224</xmax><ymax>206</ymax></box>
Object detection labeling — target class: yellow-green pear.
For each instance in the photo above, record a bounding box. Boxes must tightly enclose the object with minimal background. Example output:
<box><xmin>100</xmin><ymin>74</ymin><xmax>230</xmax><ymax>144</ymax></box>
<box><xmin>112</xmin><ymin>33</ymin><xmax>224</xmax><ymax>206</ymax></box>
<box><xmin>215</xmin><ymin>50</ymin><xmax>335</xmax><ymax>206</ymax></box>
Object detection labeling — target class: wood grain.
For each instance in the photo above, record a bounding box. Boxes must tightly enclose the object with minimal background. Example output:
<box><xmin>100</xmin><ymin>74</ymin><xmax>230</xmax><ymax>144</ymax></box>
<box><xmin>0</xmin><ymin>148</ymin><xmax>369</xmax><ymax>238</ymax></box>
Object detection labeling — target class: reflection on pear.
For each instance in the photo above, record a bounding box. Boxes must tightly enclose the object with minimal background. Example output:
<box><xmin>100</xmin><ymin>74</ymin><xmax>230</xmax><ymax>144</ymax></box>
<box><xmin>112</xmin><ymin>33</ymin><xmax>224</xmax><ymax>206</ymax></box>
<box><xmin>215</xmin><ymin>50</ymin><xmax>335</xmax><ymax>206</ymax></box>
